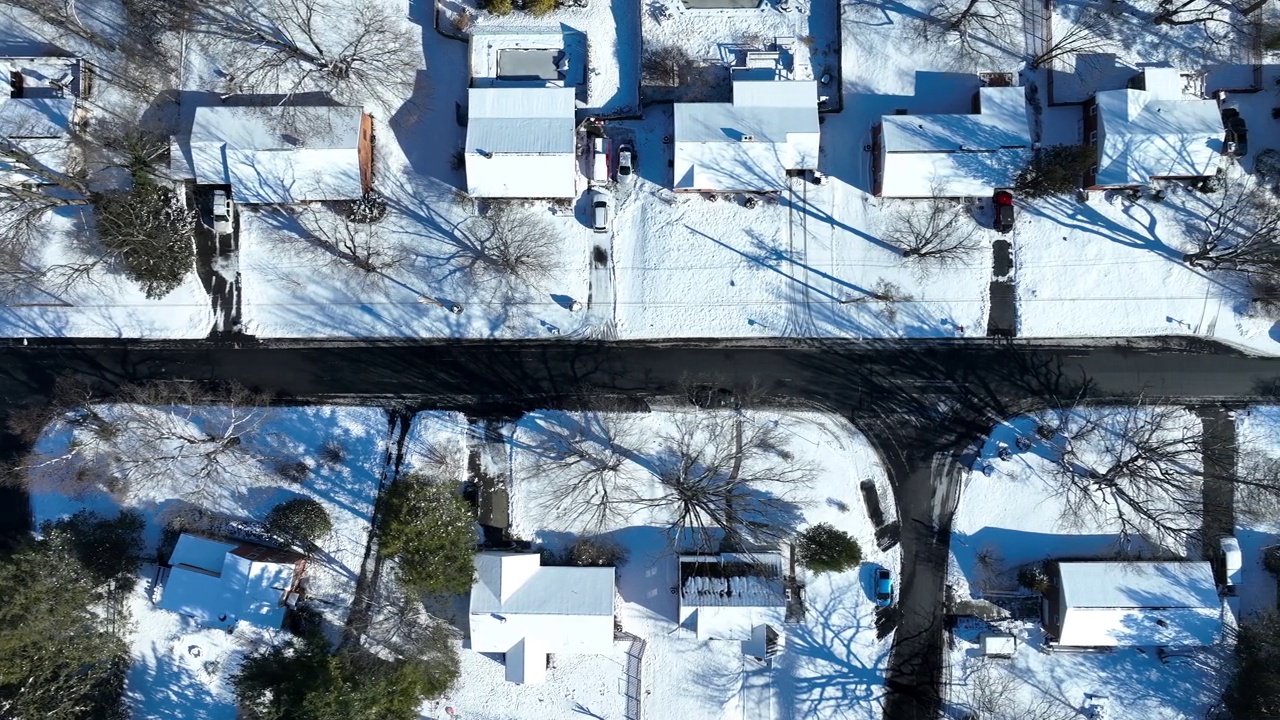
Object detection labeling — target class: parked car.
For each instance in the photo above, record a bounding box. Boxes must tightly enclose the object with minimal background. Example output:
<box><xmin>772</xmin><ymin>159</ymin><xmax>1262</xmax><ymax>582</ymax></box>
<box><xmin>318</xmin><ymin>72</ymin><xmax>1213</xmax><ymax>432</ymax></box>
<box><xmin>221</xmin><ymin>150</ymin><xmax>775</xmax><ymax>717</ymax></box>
<box><xmin>590</xmin><ymin>189</ymin><xmax>611</xmax><ymax>233</ymax></box>
<box><xmin>212</xmin><ymin>189</ymin><xmax>234</xmax><ymax>235</ymax></box>
<box><xmin>874</xmin><ymin>568</ymin><xmax>893</xmax><ymax>607</ymax></box>
<box><xmin>1220</xmin><ymin>535</ymin><xmax>1242</xmax><ymax>588</ymax></box>
<box><xmin>1223</xmin><ymin>108</ymin><xmax>1247</xmax><ymax>157</ymax></box>
<box><xmin>993</xmin><ymin>189</ymin><xmax>1014</xmax><ymax>233</ymax></box>
<box><xmin>617</xmin><ymin>144</ymin><xmax>634</xmax><ymax>182</ymax></box>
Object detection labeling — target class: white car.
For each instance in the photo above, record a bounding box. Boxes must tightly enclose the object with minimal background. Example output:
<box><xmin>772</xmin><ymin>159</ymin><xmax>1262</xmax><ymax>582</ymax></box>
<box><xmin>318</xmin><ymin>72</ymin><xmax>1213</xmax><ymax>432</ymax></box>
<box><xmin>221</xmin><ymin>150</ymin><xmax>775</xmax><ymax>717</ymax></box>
<box><xmin>590</xmin><ymin>189</ymin><xmax>611</xmax><ymax>233</ymax></box>
<box><xmin>212</xmin><ymin>189</ymin><xmax>234</xmax><ymax>235</ymax></box>
<box><xmin>617</xmin><ymin>144</ymin><xmax>634</xmax><ymax>182</ymax></box>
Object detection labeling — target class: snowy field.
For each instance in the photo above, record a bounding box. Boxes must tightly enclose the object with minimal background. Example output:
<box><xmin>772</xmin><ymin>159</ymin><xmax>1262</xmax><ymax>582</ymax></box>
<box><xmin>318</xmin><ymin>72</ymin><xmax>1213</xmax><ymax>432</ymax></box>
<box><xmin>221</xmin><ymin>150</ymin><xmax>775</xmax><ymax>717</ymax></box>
<box><xmin>413</xmin><ymin>408</ymin><xmax>900</xmax><ymax>720</ymax></box>
<box><xmin>946</xmin><ymin>407</ymin><xmax>1227</xmax><ymax>720</ymax></box>
<box><xmin>23</xmin><ymin>404</ymin><xmax>463</xmax><ymax>719</ymax></box>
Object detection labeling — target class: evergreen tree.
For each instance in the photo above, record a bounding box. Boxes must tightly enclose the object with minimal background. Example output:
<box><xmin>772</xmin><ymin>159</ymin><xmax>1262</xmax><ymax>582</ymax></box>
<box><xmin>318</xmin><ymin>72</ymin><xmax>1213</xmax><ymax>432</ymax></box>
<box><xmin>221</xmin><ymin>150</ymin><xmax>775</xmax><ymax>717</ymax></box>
<box><xmin>377</xmin><ymin>474</ymin><xmax>477</xmax><ymax>596</ymax></box>
<box><xmin>0</xmin><ymin>531</ymin><xmax>131</xmax><ymax>719</ymax></box>
<box><xmin>93</xmin><ymin>176</ymin><xmax>196</xmax><ymax>299</ymax></box>
<box><xmin>796</xmin><ymin>522</ymin><xmax>862</xmax><ymax>574</ymax></box>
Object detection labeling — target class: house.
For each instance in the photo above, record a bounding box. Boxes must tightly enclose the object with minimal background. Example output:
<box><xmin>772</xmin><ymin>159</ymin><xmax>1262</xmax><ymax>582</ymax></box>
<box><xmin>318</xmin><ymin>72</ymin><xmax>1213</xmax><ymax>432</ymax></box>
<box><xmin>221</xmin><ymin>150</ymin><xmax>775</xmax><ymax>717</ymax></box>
<box><xmin>1085</xmin><ymin>68</ymin><xmax>1223</xmax><ymax>188</ymax></box>
<box><xmin>673</xmin><ymin>74</ymin><xmax>819</xmax><ymax>192</ymax></box>
<box><xmin>157</xmin><ymin>533</ymin><xmax>305</xmax><ymax>631</ymax></box>
<box><xmin>1046</xmin><ymin>561</ymin><xmax>1223</xmax><ymax>648</ymax></box>
<box><xmin>0</xmin><ymin>56</ymin><xmax>84</xmax><ymax>181</ymax></box>
<box><xmin>873</xmin><ymin>85</ymin><xmax>1032</xmax><ymax>198</ymax></box>
<box><xmin>677</xmin><ymin>552</ymin><xmax>787</xmax><ymax>646</ymax></box>
<box><xmin>469</xmin><ymin>551</ymin><xmax>615</xmax><ymax>684</ymax></box>
<box><xmin>465</xmin><ymin>87</ymin><xmax>577</xmax><ymax>198</ymax></box>
<box><xmin>171</xmin><ymin>104</ymin><xmax>373</xmax><ymax>204</ymax></box>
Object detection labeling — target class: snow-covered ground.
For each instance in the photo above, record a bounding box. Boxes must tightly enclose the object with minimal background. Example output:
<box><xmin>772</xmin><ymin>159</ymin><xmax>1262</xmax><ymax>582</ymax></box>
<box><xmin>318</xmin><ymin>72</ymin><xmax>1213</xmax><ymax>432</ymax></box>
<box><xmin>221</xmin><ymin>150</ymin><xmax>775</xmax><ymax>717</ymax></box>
<box><xmin>414</xmin><ymin>408</ymin><xmax>899</xmax><ymax>720</ymax></box>
<box><xmin>1050</xmin><ymin>0</ymin><xmax>1255</xmax><ymax>104</ymax></box>
<box><xmin>5</xmin><ymin>0</ymin><xmax>1280</xmax><ymax>351</ymax></box>
<box><xmin>1235</xmin><ymin>407</ymin><xmax>1280</xmax><ymax>619</ymax></box>
<box><xmin>24</xmin><ymin>405</ymin><xmax>464</xmax><ymax>719</ymax></box>
<box><xmin>946</xmin><ymin>408</ymin><xmax>1226</xmax><ymax>720</ymax></box>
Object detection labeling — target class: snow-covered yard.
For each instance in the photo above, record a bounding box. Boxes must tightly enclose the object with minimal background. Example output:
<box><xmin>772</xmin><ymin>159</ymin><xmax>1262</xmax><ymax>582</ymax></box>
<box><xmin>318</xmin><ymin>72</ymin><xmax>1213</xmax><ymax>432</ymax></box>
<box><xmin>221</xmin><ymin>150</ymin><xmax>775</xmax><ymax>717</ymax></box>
<box><xmin>24</xmin><ymin>404</ymin><xmax>464</xmax><ymax>719</ymax></box>
<box><xmin>946</xmin><ymin>407</ymin><xmax>1229</xmax><ymax>720</ymax></box>
<box><xmin>415</xmin><ymin>407</ymin><xmax>899</xmax><ymax>720</ymax></box>
<box><xmin>1235</xmin><ymin>406</ymin><xmax>1280</xmax><ymax>619</ymax></box>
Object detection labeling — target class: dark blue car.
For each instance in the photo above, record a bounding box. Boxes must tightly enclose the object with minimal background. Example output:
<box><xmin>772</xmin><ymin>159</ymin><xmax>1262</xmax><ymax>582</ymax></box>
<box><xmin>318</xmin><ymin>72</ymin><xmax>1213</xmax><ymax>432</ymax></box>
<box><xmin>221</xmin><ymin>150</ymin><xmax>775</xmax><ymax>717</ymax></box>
<box><xmin>875</xmin><ymin>568</ymin><xmax>893</xmax><ymax>607</ymax></box>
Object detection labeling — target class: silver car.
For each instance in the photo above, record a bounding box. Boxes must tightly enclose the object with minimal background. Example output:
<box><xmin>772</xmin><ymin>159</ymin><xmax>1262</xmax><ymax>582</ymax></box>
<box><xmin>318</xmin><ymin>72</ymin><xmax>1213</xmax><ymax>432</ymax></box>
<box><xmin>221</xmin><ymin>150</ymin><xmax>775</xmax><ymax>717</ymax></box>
<box><xmin>212</xmin><ymin>189</ymin><xmax>234</xmax><ymax>235</ymax></box>
<box><xmin>591</xmin><ymin>189</ymin><xmax>611</xmax><ymax>233</ymax></box>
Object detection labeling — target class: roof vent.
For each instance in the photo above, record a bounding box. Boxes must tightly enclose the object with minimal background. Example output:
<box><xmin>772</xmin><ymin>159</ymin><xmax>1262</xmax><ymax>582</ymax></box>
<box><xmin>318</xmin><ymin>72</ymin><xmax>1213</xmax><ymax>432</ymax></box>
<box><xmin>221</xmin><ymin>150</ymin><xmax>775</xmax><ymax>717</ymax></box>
<box><xmin>741</xmin><ymin>134</ymin><xmax>754</xmax><ymax>142</ymax></box>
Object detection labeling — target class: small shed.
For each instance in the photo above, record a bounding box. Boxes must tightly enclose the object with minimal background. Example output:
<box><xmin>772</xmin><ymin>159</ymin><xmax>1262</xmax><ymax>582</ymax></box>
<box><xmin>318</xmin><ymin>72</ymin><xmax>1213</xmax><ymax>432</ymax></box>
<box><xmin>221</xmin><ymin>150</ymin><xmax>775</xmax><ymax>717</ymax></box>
<box><xmin>979</xmin><ymin>632</ymin><xmax>1017</xmax><ymax>658</ymax></box>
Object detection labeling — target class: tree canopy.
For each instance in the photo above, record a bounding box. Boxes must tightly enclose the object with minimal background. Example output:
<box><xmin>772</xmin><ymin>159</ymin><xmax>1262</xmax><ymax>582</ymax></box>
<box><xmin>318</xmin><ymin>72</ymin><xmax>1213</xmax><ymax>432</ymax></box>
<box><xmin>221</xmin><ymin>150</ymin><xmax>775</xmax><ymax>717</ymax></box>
<box><xmin>0</xmin><ymin>517</ymin><xmax>136</xmax><ymax>720</ymax></box>
<box><xmin>235</xmin><ymin>637</ymin><xmax>453</xmax><ymax>720</ymax></box>
<box><xmin>377</xmin><ymin>474</ymin><xmax>477</xmax><ymax>596</ymax></box>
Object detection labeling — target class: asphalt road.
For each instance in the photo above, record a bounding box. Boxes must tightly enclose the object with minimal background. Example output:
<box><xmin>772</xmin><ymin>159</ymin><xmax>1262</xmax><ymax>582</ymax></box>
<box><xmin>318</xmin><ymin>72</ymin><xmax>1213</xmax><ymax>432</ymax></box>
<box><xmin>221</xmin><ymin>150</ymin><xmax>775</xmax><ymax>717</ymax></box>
<box><xmin>2</xmin><ymin>336</ymin><xmax>1278</xmax><ymax>719</ymax></box>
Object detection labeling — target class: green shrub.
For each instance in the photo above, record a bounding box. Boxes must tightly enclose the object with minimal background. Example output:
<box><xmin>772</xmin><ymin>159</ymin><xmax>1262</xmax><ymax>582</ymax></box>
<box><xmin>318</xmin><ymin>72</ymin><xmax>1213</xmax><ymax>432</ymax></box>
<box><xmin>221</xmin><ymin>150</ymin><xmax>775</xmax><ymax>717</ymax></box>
<box><xmin>483</xmin><ymin>0</ymin><xmax>514</xmax><ymax>15</ymax></box>
<box><xmin>796</xmin><ymin>523</ymin><xmax>862</xmax><ymax>574</ymax></box>
<box><xmin>568</xmin><ymin>536</ymin><xmax>629</xmax><ymax>568</ymax></box>
<box><xmin>1016</xmin><ymin>563</ymin><xmax>1051</xmax><ymax>594</ymax></box>
<box><xmin>525</xmin><ymin>0</ymin><xmax>557</xmax><ymax>15</ymax></box>
<box><xmin>1015</xmin><ymin>144</ymin><xmax>1094</xmax><ymax>198</ymax></box>
<box><xmin>265</xmin><ymin>497</ymin><xmax>332</xmax><ymax>548</ymax></box>
<box><xmin>1266</xmin><ymin>546</ymin><xmax>1280</xmax><ymax>576</ymax></box>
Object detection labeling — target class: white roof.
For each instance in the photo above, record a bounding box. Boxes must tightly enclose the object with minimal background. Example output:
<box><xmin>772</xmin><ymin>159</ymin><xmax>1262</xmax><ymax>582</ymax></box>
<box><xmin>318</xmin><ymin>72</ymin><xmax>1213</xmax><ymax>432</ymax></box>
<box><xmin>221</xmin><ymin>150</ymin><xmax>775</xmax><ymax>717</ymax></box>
<box><xmin>879</xmin><ymin>86</ymin><xmax>1032</xmax><ymax>197</ymax></box>
<box><xmin>1094</xmin><ymin>81</ymin><xmax>1223</xmax><ymax>186</ymax></box>
<box><xmin>174</xmin><ymin>105</ymin><xmax>366</xmax><ymax>204</ymax></box>
<box><xmin>673</xmin><ymin>79</ymin><xmax>819</xmax><ymax>192</ymax></box>
<box><xmin>468</xmin><ymin>552</ymin><xmax>615</xmax><ymax>682</ymax></box>
<box><xmin>158</xmin><ymin>534</ymin><xmax>297</xmax><ymax>630</ymax></box>
<box><xmin>1057</xmin><ymin>561</ymin><xmax>1222</xmax><ymax>647</ymax></box>
<box><xmin>980</xmin><ymin>633</ymin><xmax>1017</xmax><ymax>656</ymax></box>
<box><xmin>465</xmin><ymin>87</ymin><xmax>577</xmax><ymax>198</ymax></box>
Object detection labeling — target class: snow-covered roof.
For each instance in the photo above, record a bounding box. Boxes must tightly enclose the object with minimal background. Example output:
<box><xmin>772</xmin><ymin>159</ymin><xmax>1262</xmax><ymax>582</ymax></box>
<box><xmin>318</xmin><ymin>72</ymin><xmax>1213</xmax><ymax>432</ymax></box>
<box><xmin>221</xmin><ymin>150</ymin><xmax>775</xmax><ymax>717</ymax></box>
<box><xmin>878</xmin><ymin>86</ymin><xmax>1032</xmax><ymax>197</ymax></box>
<box><xmin>678</xmin><ymin>552</ymin><xmax>787</xmax><ymax>608</ymax></box>
<box><xmin>158</xmin><ymin>534</ymin><xmax>301</xmax><ymax>630</ymax></box>
<box><xmin>1094</xmin><ymin>73</ymin><xmax>1223</xmax><ymax>186</ymax></box>
<box><xmin>673</xmin><ymin>79</ymin><xmax>819</xmax><ymax>192</ymax></box>
<box><xmin>1056</xmin><ymin>561</ymin><xmax>1223</xmax><ymax>647</ymax></box>
<box><xmin>468</xmin><ymin>552</ymin><xmax>615</xmax><ymax>683</ymax></box>
<box><xmin>465</xmin><ymin>87</ymin><xmax>577</xmax><ymax>198</ymax></box>
<box><xmin>173</xmin><ymin>105</ymin><xmax>368</xmax><ymax>204</ymax></box>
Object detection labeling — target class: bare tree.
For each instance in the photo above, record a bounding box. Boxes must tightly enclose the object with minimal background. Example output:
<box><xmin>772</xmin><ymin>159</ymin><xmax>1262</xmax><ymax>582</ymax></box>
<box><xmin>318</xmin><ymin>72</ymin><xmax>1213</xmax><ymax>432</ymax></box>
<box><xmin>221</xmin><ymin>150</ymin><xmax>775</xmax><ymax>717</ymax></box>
<box><xmin>1030</xmin><ymin>12</ymin><xmax>1111</xmax><ymax>69</ymax></box>
<box><xmin>210</xmin><ymin>0</ymin><xmax>419</xmax><ymax>108</ymax></box>
<box><xmin>1182</xmin><ymin>177</ymin><xmax>1280</xmax><ymax>275</ymax></box>
<box><xmin>455</xmin><ymin>203</ymin><xmax>563</xmax><ymax>285</ymax></box>
<box><xmin>641</xmin><ymin>43</ymin><xmax>693</xmax><ymax>87</ymax></box>
<box><xmin>297</xmin><ymin>205</ymin><xmax>407</xmax><ymax>275</ymax></box>
<box><xmin>882</xmin><ymin>194</ymin><xmax>983</xmax><ymax>263</ymax></box>
<box><xmin>23</xmin><ymin>380</ymin><xmax>273</xmax><ymax>504</ymax></box>
<box><xmin>1047</xmin><ymin>403</ymin><xmax>1203</xmax><ymax>548</ymax></box>
<box><xmin>936</xmin><ymin>0</ymin><xmax>1023</xmax><ymax>61</ymax></box>
<box><xmin>962</xmin><ymin>663</ymin><xmax>1075</xmax><ymax>720</ymax></box>
<box><xmin>526</xmin><ymin>410</ymin><xmax>645</xmax><ymax>533</ymax></box>
<box><xmin>639</xmin><ymin>413</ymin><xmax>812</xmax><ymax>550</ymax></box>
<box><xmin>4</xmin><ymin>0</ymin><xmax>117</xmax><ymax>49</ymax></box>
<box><xmin>1153</xmin><ymin>0</ymin><xmax>1264</xmax><ymax>26</ymax></box>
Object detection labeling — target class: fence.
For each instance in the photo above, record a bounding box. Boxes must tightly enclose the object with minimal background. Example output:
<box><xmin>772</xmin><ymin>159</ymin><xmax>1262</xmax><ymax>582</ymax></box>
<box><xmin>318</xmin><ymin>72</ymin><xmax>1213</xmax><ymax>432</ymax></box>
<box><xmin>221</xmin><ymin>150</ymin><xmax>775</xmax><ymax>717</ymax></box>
<box><xmin>617</xmin><ymin>631</ymin><xmax>647</xmax><ymax>720</ymax></box>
